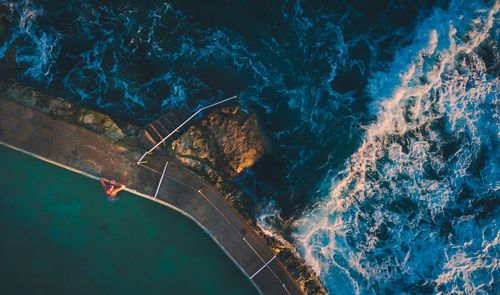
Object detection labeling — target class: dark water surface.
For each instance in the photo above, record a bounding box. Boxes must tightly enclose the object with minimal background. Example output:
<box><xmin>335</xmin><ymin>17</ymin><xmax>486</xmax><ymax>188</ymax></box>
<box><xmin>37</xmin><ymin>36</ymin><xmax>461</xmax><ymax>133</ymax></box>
<box><xmin>0</xmin><ymin>145</ymin><xmax>257</xmax><ymax>295</ymax></box>
<box><xmin>1</xmin><ymin>0</ymin><xmax>499</xmax><ymax>293</ymax></box>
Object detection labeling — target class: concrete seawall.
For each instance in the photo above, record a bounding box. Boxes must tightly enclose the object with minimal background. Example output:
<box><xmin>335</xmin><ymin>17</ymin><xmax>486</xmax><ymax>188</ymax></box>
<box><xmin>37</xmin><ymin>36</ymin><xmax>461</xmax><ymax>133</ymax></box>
<box><xmin>0</xmin><ymin>97</ymin><xmax>303</xmax><ymax>295</ymax></box>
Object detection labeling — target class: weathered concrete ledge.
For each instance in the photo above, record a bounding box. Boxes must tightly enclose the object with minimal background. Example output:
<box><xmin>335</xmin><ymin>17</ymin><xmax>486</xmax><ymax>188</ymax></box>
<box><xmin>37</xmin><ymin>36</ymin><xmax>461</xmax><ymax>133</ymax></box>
<box><xmin>0</xmin><ymin>96</ymin><xmax>303</xmax><ymax>295</ymax></box>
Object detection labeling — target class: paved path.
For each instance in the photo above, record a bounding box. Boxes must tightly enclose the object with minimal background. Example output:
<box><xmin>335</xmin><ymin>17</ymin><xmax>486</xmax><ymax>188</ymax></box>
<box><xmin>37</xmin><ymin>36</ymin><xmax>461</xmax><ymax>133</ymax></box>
<box><xmin>0</xmin><ymin>97</ymin><xmax>303</xmax><ymax>295</ymax></box>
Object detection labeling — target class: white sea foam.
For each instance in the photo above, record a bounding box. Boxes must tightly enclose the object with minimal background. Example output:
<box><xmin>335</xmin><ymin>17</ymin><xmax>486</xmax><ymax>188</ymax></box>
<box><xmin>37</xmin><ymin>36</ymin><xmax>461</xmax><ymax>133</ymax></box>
<box><xmin>0</xmin><ymin>0</ymin><xmax>60</xmax><ymax>82</ymax></box>
<box><xmin>295</xmin><ymin>0</ymin><xmax>499</xmax><ymax>293</ymax></box>
<box><xmin>3</xmin><ymin>2</ymin><xmax>499</xmax><ymax>292</ymax></box>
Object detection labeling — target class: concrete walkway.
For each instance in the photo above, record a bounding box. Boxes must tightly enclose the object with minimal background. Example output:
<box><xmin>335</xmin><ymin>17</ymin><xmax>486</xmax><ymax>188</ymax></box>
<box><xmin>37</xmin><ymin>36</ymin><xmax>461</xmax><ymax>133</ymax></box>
<box><xmin>0</xmin><ymin>97</ymin><xmax>303</xmax><ymax>295</ymax></box>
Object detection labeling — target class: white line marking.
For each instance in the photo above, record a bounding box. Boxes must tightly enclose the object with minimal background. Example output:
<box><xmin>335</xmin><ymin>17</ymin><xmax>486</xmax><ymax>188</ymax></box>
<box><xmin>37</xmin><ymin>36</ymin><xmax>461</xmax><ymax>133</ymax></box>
<box><xmin>250</xmin><ymin>255</ymin><xmax>276</xmax><ymax>279</ymax></box>
<box><xmin>135</xmin><ymin>95</ymin><xmax>292</xmax><ymax>291</ymax></box>
<box><xmin>137</xmin><ymin>95</ymin><xmax>237</xmax><ymax>164</ymax></box>
<box><xmin>138</xmin><ymin>162</ymin><xmax>161</xmax><ymax>174</ymax></box>
<box><xmin>243</xmin><ymin>237</ymin><xmax>266</xmax><ymax>262</ymax></box>
<box><xmin>283</xmin><ymin>284</ymin><xmax>291</xmax><ymax>295</ymax></box>
<box><xmin>138</xmin><ymin>162</ymin><xmax>201</xmax><ymax>191</ymax></box>
<box><xmin>243</xmin><ymin>237</ymin><xmax>290</xmax><ymax>293</ymax></box>
<box><xmin>198</xmin><ymin>188</ymin><xmax>291</xmax><ymax>292</ymax></box>
<box><xmin>154</xmin><ymin>161</ymin><xmax>168</xmax><ymax>199</ymax></box>
<box><xmin>198</xmin><ymin>189</ymin><xmax>236</xmax><ymax>228</ymax></box>
<box><xmin>0</xmin><ymin>141</ymin><xmax>262</xmax><ymax>294</ymax></box>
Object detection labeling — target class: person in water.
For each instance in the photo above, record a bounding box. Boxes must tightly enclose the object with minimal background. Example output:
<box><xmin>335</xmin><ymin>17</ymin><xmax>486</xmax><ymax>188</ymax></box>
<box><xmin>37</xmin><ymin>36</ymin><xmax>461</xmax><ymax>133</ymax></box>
<box><xmin>99</xmin><ymin>177</ymin><xmax>126</xmax><ymax>200</ymax></box>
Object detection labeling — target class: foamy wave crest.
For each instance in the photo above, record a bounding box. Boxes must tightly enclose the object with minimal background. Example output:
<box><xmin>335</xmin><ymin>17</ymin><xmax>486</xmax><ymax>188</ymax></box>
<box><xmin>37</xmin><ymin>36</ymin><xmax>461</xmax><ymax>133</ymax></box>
<box><xmin>256</xmin><ymin>201</ymin><xmax>300</xmax><ymax>255</ymax></box>
<box><xmin>0</xmin><ymin>0</ymin><xmax>61</xmax><ymax>83</ymax></box>
<box><xmin>295</xmin><ymin>0</ymin><xmax>499</xmax><ymax>293</ymax></box>
<box><xmin>0</xmin><ymin>1</ymin><xmax>261</xmax><ymax>120</ymax></box>
<box><xmin>1</xmin><ymin>0</ymin><xmax>400</xmax><ymax>216</ymax></box>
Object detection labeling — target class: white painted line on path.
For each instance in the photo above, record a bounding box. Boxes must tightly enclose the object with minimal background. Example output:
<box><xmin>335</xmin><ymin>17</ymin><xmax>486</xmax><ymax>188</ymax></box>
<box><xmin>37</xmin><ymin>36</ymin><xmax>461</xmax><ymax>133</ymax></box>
<box><xmin>154</xmin><ymin>161</ymin><xmax>168</xmax><ymax>199</ymax></box>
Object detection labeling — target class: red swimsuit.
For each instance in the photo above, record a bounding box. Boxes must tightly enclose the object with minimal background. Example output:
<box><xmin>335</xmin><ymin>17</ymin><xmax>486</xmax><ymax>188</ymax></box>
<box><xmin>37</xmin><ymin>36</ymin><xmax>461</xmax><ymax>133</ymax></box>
<box><xmin>105</xmin><ymin>185</ymin><xmax>115</xmax><ymax>196</ymax></box>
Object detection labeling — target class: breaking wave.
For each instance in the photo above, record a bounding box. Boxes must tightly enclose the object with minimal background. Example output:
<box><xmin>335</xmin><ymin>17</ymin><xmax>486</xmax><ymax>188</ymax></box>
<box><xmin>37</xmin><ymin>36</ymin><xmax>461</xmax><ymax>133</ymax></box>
<box><xmin>2</xmin><ymin>0</ymin><xmax>499</xmax><ymax>293</ymax></box>
<box><xmin>295</xmin><ymin>0</ymin><xmax>499</xmax><ymax>293</ymax></box>
<box><xmin>0</xmin><ymin>0</ymin><xmax>385</xmax><ymax>214</ymax></box>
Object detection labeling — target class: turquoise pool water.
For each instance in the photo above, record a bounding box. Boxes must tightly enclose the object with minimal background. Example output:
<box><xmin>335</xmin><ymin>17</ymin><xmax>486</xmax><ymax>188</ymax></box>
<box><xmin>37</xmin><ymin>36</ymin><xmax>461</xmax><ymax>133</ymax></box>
<box><xmin>0</xmin><ymin>145</ymin><xmax>257</xmax><ymax>295</ymax></box>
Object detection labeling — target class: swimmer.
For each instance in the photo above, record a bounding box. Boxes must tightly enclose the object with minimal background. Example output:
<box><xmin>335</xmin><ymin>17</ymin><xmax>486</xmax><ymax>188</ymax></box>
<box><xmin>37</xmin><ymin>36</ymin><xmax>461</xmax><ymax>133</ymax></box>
<box><xmin>99</xmin><ymin>177</ymin><xmax>126</xmax><ymax>200</ymax></box>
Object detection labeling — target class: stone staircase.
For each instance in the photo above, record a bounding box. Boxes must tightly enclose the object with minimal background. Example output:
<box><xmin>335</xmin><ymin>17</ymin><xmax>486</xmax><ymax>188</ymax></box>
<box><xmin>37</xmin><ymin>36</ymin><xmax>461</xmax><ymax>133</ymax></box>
<box><xmin>142</xmin><ymin>108</ymin><xmax>192</xmax><ymax>149</ymax></box>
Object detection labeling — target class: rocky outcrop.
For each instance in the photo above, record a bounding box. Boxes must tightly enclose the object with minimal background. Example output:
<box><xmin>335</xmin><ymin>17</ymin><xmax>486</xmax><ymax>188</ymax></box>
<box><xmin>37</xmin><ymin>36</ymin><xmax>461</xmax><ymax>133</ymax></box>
<box><xmin>206</xmin><ymin>106</ymin><xmax>272</xmax><ymax>175</ymax></box>
<box><xmin>78</xmin><ymin>108</ymin><xmax>125</xmax><ymax>140</ymax></box>
<box><xmin>171</xmin><ymin>105</ymin><xmax>271</xmax><ymax>181</ymax></box>
<box><xmin>265</xmin><ymin>235</ymin><xmax>328</xmax><ymax>295</ymax></box>
<box><xmin>0</xmin><ymin>47</ymin><xmax>130</xmax><ymax>142</ymax></box>
<box><xmin>0</xmin><ymin>82</ymin><xmax>127</xmax><ymax>141</ymax></box>
<box><xmin>171</xmin><ymin>105</ymin><xmax>327</xmax><ymax>294</ymax></box>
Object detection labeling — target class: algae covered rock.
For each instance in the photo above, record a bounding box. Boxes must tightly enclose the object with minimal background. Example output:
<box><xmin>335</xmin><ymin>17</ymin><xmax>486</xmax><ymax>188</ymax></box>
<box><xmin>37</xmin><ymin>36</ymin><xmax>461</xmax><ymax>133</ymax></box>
<box><xmin>77</xmin><ymin>108</ymin><xmax>126</xmax><ymax>140</ymax></box>
<box><xmin>0</xmin><ymin>82</ymin><xmax>128</xmax><ymax>141</ymax></box>
<box><xmin>172</xmin><ymin>105</ymin><xmax>271</xmax><ymax>178</ymax></box>
<box><xmin>1</xmin><ymin>82</ymin><xmax>75</xmax><ymax>118</ymax></box>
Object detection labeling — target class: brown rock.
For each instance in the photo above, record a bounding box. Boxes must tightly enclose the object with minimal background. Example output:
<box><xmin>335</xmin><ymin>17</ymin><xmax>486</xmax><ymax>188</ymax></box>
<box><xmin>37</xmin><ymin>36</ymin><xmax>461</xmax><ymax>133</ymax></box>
<box><xmin>172</xmin><ymin>105</ymin><xmax>271</xmax><ymax>177</ymax></box>
<box><xmin>171</xmin><ymin>126</ymin><xmax>215</xmax><ymax>173</ymax></box>
<box><xmin>1</xmin><ymin>82</ymin><xmax>75</xmax><ymax>118</ymax></box>
<box><xmin>0</xmin><ymin>82</ymin><xmax>127</xmax><ymax>141</ymax></box>
<box><xmin>205</xmin><ymin>106</ymin><xmax>271</xmax><ymax>175</ymax></box>
<box><xmin>77</xmin><ymin>108</ymin><xmax>125</xmax><ymax>140</ymax></box>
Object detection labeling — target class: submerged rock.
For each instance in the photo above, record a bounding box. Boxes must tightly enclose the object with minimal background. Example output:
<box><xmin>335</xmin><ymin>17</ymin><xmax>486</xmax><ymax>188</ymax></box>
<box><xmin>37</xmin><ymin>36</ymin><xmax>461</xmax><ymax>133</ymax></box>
<box><xmin>172</xmin><ymin>105</ymin><xmax>271</xmax><ymax>179</ymax></box>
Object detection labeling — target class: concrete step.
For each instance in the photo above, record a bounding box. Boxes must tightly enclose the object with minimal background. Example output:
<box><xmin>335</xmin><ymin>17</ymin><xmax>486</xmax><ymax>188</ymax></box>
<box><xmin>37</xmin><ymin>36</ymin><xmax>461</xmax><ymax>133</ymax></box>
<box><xmin>144</xmin><ymin>125</ymin><xmax>162</xmax><ymax>143</ymax></box>
<box><xmin>152</xmin><ymin>120</ymin><xmax>169</xmax><ymax>137</ymax></box>
<box><xmin>165</xmin><ymin>112</ymin><xmax>182</xmax><ymax>127</ymax></box>
<box><xmin>142</xmin><ymin>107</ymin><xmax>195</xmax><ymax>150</ymax></box>
<box><xmin>158</xmin><ymin>116</ymin><xmax>176</xmax><ymax>131</ymax></box>
<box><xmin>143</xmin><ymin>130</ymin><xmax>158</xmax><ymax>147</ymax></box>
<box><xmin>149</xmin><ymin>124</ymin><xmax>165</xmax><ymax>145</ymax></box>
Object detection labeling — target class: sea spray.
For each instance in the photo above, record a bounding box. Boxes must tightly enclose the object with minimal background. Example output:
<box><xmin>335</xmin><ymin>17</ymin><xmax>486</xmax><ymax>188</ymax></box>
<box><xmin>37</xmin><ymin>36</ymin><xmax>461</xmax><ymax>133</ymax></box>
<box><xmin>2</xmin><ymin>1</ymin><xmax>497</xmax><ymax>293</ymax></box>
<box><xmin>0</xmin><ymin>0</ymin><xmax>429</xmax><ymax>217</ymax></box>
<box><xmin>295</xmin><ymin>0</ymin><xmax>499</xmax><ymax>293</ymax></box>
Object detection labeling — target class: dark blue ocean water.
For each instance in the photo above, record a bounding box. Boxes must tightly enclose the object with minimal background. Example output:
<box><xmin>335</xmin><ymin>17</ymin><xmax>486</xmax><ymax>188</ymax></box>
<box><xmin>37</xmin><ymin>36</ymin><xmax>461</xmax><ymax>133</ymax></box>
<box><xmin>1</xmin><ymin>0</ymin><xmax>498</xmax><ymax>293</ymax></box>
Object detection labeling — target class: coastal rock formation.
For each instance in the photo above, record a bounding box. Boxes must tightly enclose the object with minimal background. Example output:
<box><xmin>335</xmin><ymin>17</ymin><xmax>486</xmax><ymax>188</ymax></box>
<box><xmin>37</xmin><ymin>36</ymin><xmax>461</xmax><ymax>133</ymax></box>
<box><xmin>78</xmin><ymin>108</ymin><xmax>125</xmax><ymax>140</ymax></box>
<box><xmin>0</xmin><ymin>44</ymin><xmax>127</xmax><ymax>142</ymax></box>
<box><xmin>171</xmin><ymin>105</ymin><xmax>271</xmax><ymax>179</ymax></box>
<box><xmin>0</xmin><ymin>82</ymin><xmax>127</xmax><ymax>141</ymax></box>
<box><xmin>206</xmin><ymin>106</ymin><xmax>272</xmax><ymax>175</ymax></box>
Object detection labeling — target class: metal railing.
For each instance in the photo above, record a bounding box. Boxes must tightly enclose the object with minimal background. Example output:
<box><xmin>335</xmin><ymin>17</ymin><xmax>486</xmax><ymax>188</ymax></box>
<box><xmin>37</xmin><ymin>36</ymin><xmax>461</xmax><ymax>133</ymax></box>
<box><xmin>137</xmin><ymin>95</ymin><xmax>238</xmax><ymax>164</ymax></box>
